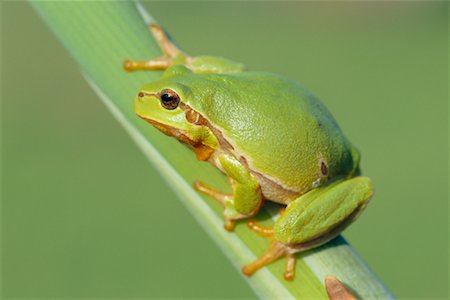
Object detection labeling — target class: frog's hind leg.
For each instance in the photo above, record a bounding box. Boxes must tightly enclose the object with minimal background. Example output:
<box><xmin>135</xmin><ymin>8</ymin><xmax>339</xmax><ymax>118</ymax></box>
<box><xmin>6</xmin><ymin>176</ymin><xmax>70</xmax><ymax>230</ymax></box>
<box><xmin>123</xmin><ymin>23</ymin><xmax>190</xmax><ymax>72</ymax></box>
<box><xmin>243</xmin><ymin>177</ymin><xmax>374</xmax><ymax>280</ymax></box>
<box><xmin>242</xmin><ymin>219</ymin><xmax>297</xmax><ymax>280</ymax></box>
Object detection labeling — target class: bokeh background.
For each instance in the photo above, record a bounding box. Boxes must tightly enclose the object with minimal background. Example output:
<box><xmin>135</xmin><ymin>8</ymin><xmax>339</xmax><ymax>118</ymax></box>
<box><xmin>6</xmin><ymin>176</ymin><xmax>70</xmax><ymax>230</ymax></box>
<box><xmin>2</xmin><ymin>1</ymin><xmax>448</xmax><ymax>299</ymax></box>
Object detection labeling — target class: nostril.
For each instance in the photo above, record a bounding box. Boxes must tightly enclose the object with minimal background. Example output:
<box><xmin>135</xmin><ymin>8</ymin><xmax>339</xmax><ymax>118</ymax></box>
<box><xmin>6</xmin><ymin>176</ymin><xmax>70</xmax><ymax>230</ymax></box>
<box><xmin>138</xmin><ymin>92</ymin><xmax>145</xmax><ymax>98</ymax></box>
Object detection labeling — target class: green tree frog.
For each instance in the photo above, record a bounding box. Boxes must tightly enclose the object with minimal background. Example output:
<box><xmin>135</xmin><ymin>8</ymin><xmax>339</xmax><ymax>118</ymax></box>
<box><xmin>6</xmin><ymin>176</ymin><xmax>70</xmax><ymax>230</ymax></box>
<box><xmin>124</xmin><ymin>24</ymin><xmax>374</xmax><ymax>281</ymax></box>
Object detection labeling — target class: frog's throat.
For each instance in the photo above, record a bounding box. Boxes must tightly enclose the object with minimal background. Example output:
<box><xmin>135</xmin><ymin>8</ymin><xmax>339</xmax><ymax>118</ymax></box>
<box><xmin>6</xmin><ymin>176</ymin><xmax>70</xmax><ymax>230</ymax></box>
<box><xmin>140</xmin><ymin>116</ymin><xmax>215</xmax><ymax>161</ymax></box>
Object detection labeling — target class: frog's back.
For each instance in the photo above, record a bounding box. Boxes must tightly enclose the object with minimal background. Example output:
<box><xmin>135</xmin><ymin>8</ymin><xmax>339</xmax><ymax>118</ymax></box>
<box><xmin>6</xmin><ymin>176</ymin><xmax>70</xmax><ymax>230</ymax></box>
<box><xmin>185</xmin><ymin>72</ymin><xmax>359</xmax><ymax>198</ymax></box>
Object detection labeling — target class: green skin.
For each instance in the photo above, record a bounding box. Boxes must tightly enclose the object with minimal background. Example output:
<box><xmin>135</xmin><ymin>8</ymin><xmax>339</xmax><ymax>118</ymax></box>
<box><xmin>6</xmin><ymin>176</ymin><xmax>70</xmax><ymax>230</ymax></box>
<box><xmin>134</xmin><ymin>55</ymin><xmax>373</xmax><ymax>247</ymax></box>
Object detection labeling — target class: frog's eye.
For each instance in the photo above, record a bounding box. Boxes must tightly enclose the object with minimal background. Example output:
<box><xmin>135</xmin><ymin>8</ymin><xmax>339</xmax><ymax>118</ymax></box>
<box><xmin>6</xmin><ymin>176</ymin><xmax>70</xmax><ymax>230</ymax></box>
<box><xmin>159</xmin><ymin>89</ymin><xmax>180</xmax><ymax>110</ymax></box>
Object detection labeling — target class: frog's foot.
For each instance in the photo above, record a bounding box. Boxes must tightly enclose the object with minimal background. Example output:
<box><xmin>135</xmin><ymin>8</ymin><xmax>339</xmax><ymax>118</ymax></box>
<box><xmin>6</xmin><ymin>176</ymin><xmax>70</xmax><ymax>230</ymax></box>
<box><xmin>123</xmin><ymin>23</ymin><xmax>191</xmax><ymax>72</ymax></box>
<box><xmin>194</xmin><ymin>180</ymin><xmax>247</xmax><ymax>231</ymax></box>
<box><xmin>194</xmin><ymin>180</ymin><xmax>227</xmax><ymax>204</ymax></box>
<box><xmin>242</xmin><ymin>220</ymin><xmax>297</xmax><ymax>280</ymax></box>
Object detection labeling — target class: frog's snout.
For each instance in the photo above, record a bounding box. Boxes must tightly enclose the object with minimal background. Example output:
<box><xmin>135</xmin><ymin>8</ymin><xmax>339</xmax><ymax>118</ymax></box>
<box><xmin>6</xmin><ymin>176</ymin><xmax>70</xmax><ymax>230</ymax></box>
<box><xmin>137</xmin><ymin>91</ymin><xmax>146</xmax><ymax>103</ymax></box>
<box><xmin>135</xmin><ymin>91</ymin><xmax>151</xmax><ymax>116</ymax></box>
<box><xmin>136</xmin><ymin>91</ymin><xmax>157</xmax><ymax>103</ymax></box>
<box><xmin>135</xmin><ymin>92</ymin><xmax>159</xmax><ymax>116</ymax></box>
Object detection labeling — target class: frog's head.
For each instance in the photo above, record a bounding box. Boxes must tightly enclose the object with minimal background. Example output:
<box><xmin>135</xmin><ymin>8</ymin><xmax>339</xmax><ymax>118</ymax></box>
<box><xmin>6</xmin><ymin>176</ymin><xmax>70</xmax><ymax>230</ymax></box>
<box><xmin>134</xmin><ymin>65</ymin><xmax>218</xmax><ymax>159</ymax></box>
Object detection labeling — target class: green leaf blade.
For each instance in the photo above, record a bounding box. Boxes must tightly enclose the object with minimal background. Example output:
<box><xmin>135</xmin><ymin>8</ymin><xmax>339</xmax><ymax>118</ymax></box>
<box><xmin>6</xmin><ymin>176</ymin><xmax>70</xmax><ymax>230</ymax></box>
<box><xmin>30</xmin><ymin>2</ymin><xmax>394</xmax><ymax>299</ymax></box>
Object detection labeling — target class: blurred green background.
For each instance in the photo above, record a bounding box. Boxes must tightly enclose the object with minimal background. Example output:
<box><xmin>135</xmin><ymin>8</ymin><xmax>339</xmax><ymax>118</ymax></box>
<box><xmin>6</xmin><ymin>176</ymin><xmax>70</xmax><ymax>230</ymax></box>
<box><xmin>2</xmin><ymin>1</ymin><xmax>448</xmax><ymax>299</ymax></box>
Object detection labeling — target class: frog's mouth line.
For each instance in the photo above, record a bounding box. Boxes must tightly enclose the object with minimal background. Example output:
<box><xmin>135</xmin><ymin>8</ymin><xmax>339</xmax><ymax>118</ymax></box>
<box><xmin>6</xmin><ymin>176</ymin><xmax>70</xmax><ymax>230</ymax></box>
<box><xmin>138</xmin><ymin>115</ymin><xmax>215</xmax><ymax>161</ymax></box>
<box><xmin>138</xmin><ymin>115</ymin><xmax>196</xmax><ymax>146</ymax></box>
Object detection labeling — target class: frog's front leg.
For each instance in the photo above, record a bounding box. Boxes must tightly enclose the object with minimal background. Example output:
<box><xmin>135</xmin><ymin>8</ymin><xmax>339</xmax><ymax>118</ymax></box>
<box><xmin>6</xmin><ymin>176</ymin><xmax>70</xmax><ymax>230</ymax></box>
<box><xmin>194</xmin><ymin>154</ymin><xmax>263</xmax><ymax>231</ymax></box>
<box><xmin>242</xmin><ymin>176</ymin><xmax>374</xmax><ymax>280</ymax></box>
<box><xmin>124</xmin><ymin>23</ymin><xmax>188</xmax><ymax>72</ymax></box>
<box><xmin>124</xmin><ymin>24</ymin><xmax>244</xmax><ymax>74</ymax></box>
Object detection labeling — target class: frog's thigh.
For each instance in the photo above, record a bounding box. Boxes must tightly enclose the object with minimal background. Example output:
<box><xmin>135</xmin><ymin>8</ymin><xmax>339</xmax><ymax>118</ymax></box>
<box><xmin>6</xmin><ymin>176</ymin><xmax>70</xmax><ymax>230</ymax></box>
<box><xmin>195</xmin><ymin>154</ymin><xmax>262</xmax><ymax>217</ymax></box>
<box><xmin>274</xmin><ymin>176</ymin><xmax>374</xmax><ymax>246</ymax></box>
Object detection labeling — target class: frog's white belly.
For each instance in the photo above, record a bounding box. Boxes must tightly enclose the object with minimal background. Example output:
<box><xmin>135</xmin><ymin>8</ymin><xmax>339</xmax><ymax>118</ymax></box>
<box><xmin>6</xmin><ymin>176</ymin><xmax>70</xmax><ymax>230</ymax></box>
<box><xmin>250</xmin><ymin>169</ymin><xmax>300</xmax><ymax>204</ymax></box>
<box><xmin>208</xmin><ymin>150</ymin><xmax>300</xmax><ymax>205</ymax></box>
